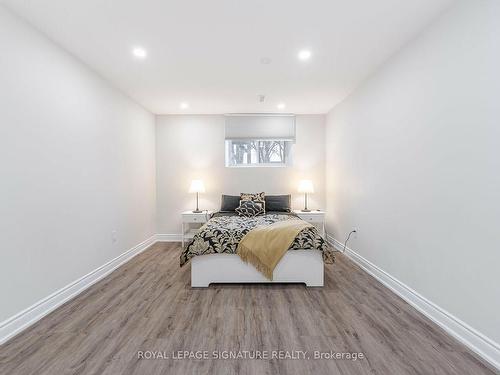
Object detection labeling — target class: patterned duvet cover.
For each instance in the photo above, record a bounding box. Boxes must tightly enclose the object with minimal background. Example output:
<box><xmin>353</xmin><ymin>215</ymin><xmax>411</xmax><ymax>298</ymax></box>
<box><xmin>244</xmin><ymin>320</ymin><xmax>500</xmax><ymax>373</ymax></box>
<box><xmin>180</xmin><ymin>212</ymin><xmax>333</xmax><ymax>266</ymax></box>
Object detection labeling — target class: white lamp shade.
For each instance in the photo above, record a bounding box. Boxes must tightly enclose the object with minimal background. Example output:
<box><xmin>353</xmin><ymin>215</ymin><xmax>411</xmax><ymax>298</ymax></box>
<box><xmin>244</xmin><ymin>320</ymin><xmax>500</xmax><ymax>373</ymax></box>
<box><xmin>189</xmin><ymin>180</ymin><xmax>205</xmax><ymax>193</ymax></box>
<box><xmin>298</xmin><ymin>180</ymin><xmax>314</xmax><ymax>193</ymax></box>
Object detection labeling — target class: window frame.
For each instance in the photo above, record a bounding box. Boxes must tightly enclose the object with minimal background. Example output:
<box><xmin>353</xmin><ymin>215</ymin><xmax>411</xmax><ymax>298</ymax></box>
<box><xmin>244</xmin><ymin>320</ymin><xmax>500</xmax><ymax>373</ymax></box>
<box><xmin>225</xmin><ymin>139</ymin><xmax>293</xmax><ymax>168</ymax></box>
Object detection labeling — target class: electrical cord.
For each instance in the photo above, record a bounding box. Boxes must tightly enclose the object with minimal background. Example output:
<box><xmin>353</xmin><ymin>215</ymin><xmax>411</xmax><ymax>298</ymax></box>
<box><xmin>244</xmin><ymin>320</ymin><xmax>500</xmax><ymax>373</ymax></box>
<box><xmin>324</xmin><ymin>226</ymin><xmax>337</xmax><ymax>254</ymax></box>
<box><xmin>201</xmin><ymin>209</ymin><xmax>213</xmax><ymax>222</ymax></box>
<box><xmin>343</xmin><ymin>230</ymin><xmax>357</xmax><ymax>252</ymax></box>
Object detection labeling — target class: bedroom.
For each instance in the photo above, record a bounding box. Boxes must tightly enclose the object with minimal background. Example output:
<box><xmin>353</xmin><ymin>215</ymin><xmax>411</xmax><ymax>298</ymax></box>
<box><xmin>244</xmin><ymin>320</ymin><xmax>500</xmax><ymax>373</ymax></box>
<box><xmin>0</xmin><ymin>1</ymin><xmax>499</xmax><ymax>374</ymax></box>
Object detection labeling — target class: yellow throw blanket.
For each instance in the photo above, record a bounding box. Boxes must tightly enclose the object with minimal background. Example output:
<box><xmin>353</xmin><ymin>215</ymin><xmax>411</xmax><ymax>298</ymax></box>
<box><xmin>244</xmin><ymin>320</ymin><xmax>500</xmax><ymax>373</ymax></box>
<box><xmin>237</xmin><ymin>219</ymin><xmax>313</xmax><ymax>280</ymax></box>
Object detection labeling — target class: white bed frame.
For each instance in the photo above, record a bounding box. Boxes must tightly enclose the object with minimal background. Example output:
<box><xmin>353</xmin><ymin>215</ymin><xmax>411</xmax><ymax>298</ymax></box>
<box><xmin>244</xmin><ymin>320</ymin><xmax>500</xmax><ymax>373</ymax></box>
<box><xmin>191</xmin><ymin>250</ymin><xmax>323</xmax><ymax>287</ymax></box>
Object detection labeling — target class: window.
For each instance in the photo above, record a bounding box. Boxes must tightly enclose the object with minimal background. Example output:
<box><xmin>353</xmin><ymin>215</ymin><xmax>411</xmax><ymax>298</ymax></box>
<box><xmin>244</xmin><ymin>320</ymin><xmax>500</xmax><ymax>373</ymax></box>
<box><xmin>225</xmin><ymin>140</ymin><xmax>292</xmax><ymax>167</ymax></box>
<box><xmin>224</xmin><ymin>114</ymin><xmax>296</xmax><ymax>167</ymax></box>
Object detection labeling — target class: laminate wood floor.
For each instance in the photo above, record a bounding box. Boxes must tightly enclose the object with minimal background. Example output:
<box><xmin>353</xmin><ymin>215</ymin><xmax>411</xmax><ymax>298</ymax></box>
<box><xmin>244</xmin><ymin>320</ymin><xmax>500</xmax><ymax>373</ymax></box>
<box><xmin>0</xmin><ymin>242</ymin><xmax>496</xmax><ymax>375</ymax></box>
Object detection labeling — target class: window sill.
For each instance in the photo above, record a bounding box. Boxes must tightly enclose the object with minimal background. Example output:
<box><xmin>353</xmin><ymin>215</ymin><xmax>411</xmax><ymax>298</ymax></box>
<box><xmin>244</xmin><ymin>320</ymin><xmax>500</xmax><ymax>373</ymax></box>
<box><xmin>225</xmin><ymin>164</ymin><xmax>289</xmax><ymax>168</ymax></box>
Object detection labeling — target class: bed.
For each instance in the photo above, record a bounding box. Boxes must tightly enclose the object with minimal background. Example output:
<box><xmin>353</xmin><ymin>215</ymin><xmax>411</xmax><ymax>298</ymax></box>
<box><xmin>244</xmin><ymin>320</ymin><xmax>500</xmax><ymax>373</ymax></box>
<box><xmin>180</xmin><ymin>211</ymin><xmax>333</xmax><ymax>287</ymax></box>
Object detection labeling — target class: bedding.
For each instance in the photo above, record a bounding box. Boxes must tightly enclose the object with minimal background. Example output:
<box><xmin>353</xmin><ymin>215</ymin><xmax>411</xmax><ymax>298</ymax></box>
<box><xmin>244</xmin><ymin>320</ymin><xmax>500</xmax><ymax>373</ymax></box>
<box><xmin>220</xmin><ymin>194</ymin><xmax>240</xmax><ymax>212</ymax></box>
<box><xmin>238</xmin><ymin>219</ymin><xmax>313</xmax><ymax>280</ymax></box>
<box><xmin>220</xmin><ymin>194</ymin><xmax>291</xmax><ymax>212</ymax></box>
<box><xmin>235</xmin><ymin>200</ymin><xmax>265</xmax><ymax>217</ymax></box>
<box><xmin>264</xmin><ymin>194</ymin><xmax>292</xmax><ymax>212</ymax></box>
<box><xmin>240</xmin><ymin>192</ymin><xmax>266</xmax><ymax>211</ymax></box>
<box><xmin>180</xmin><ymin>212</ymin><xmax>333</xmax><ymax>266</ymax></box>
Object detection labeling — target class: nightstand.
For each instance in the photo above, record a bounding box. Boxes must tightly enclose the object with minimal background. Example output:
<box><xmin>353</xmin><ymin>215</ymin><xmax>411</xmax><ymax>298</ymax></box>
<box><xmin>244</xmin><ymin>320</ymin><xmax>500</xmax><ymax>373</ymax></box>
<box><xmin>182</xmin><ymin>210</ymin><xmax>213</xmax><ymax>248</ymax></box>
<box><xmin>293</xmin><ymin>210</ymin><xmax>326</xmax><ymax>237</ymax></box>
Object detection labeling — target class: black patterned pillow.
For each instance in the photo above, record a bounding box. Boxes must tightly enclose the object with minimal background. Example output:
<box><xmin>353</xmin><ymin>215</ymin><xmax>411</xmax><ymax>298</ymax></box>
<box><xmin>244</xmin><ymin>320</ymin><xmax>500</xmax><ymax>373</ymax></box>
<box><xmin>235</xmin><ymin>200</ymin><xmax>265</xmax><ymax>217</ymax></box>
<box><xmin>240</xmin><ymin>192</ymin><xmax>266</xmax><ymax>212</ymax></box>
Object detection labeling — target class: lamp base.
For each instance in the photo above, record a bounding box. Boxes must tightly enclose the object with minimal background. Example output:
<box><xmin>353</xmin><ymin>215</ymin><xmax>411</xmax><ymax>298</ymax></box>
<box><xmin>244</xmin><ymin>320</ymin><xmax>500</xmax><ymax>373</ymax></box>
<box><xmin>192</xmin><ymin>209</ymin><xmax>202</xmax><ymax>213</ymax></box>
<box><xmin>301</xmin><ymin>209</ymin><xmax>311</xmax><ymax>212</ymax></box>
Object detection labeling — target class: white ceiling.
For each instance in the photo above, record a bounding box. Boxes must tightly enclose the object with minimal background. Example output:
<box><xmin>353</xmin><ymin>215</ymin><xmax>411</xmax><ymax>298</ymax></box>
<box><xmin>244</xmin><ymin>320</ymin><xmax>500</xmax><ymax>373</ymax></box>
<box><xmin>2</xmin><ymin>0</ymin><xmax>455</xmax><ymax>114</ymax></box>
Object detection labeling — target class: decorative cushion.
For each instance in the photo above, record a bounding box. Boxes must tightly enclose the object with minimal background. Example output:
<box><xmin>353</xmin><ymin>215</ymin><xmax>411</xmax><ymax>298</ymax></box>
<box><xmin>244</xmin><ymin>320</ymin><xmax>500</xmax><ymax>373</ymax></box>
<box><xmin>240</xmin><ymin>192</ymin><xmax>266</xmax><ymax>212</ymax></box>
<box><xmin>235</xmin><ymin>200</ymin><xmax>265</xmax><ymax>217</ymax></box>
<box><xmin>220</xmin><ymin>194</ymin><xmax>240</xmax><ymax>212</ymax></box>
<box><xmin>265</xmin><ymin>195</ymin><xmax>291</xmax><ymax>212</ymax></box>
<box><xmin>241</xmin><ymin>200</ymin><xmax>264</xmax><ymax>210</ymax></box>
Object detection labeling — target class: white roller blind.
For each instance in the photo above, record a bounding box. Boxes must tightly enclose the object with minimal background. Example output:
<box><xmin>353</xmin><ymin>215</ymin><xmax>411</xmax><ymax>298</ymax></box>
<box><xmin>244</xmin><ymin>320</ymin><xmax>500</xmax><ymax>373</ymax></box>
<box><xmin>225</xmin><ymin>114</ymin><xmax>296</xmax><ymax>141</ymax></box>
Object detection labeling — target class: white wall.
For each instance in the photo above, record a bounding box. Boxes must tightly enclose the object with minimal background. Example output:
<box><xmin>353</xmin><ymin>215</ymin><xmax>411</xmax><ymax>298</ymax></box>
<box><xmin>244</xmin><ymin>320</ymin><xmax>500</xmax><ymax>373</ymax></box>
<box><xmin>325</xmin><ymin>0</ymin><xmax>500</xmax><ymax>344</ymax></box>
<box><xmin>156</xmin><ymin>115</ymin><xmax>325</xmax><ymax>234</ymax></box>
<box><xmin>0</xmin><ymin>7</ymin><xmax>156</xmax><ymax>322</ymax></box>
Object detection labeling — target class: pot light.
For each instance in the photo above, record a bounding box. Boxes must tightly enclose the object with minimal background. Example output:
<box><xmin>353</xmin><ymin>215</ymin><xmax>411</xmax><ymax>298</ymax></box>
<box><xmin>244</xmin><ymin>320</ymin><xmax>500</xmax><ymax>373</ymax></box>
<box><xmin>180</xmin><ymin>102</ymin><xmax>189</xmax><ymax>109</ymax></box>
<box><xmin>298</xmin><ymin>49</ymin><xmax>311</xmax><ymax>61</ymax></box>
<box><xmin>260</xmin><ymin>57</ymin><xmax>272</xmax><ymax>65</ymax></box>
<box><xmin>132</xmin><ymin>47</ymin><xmax>147</xmax><ymax>59</ymax></box>
<box><xmin>277</xmin><ymin>103</ymin><xmax>286</xmax><ymax>110</ymax></box>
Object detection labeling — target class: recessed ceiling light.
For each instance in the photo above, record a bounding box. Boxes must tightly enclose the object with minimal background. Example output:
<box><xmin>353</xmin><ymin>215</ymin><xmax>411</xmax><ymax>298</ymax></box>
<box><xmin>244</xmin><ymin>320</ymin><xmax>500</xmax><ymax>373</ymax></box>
<box><xmin>277</xmin><ymin>103</ymin><xmax>286</xmax><ymax>110</ymax></box>
<box><xmin>260</xmin><ymin>57</ymin><xmax>272</xmax><ymax>65</ymax></box>
<box><xmin>180</xmin><ymin>102</ymin><xmax>189</xmax><ymax>109</ymax></box>
<box><xmin>298</xmin><ymin>49</ymin><xmax>311</xmax><ymax>61</ymax></box>
<box><xmin>132</xmin><ymin>47</ymin><xmax>147</xmax><ymax>59</ymax></box>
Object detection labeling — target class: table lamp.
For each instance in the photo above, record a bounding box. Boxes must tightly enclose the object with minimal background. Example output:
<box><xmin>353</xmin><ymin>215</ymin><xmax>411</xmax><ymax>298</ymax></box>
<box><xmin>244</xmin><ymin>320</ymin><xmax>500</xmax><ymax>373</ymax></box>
<box><xmin>298</xmin><ymin>180</ymin><xmax>314</xmax><ymax>212</ymax></box>
<box><xmin>189</xmin><ymin>180</ymin><xmax>205</xmax><ymax>213</ymax></box>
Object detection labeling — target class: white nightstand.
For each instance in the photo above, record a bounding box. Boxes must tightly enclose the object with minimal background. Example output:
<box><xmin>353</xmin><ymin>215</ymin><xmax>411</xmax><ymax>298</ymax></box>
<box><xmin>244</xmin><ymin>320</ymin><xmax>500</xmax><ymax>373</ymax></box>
<box><xmin>182</xmin><ymin>210</ymin><xmax>213</xmax><ymax>248</ymax></box>
<box><xmin>293</xmin><ymin>210</ymin><xmax>326</xmax><ymax>237</ymax></box>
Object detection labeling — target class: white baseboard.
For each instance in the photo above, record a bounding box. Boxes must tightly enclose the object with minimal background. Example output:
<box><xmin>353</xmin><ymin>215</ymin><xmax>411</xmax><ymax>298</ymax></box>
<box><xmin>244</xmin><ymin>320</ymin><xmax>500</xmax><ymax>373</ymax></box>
<box><xmin>327</xmin><ymin>234</ymin><xmax>345</xmax><ymax>252</ymax></box>
<box><xmin>326</xmin><ymin>236</ymin><xmax>500</xmax><ymax>370</ymax></box>
<box><xmin>156</xmin><ymin>233</ymin><xmax>182</xmax><ymax>242</ymax></box>
<box><xmin>0</xmin><ymin>235</ymin><xmax>157</xmax><ymax>345</ymax></box>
